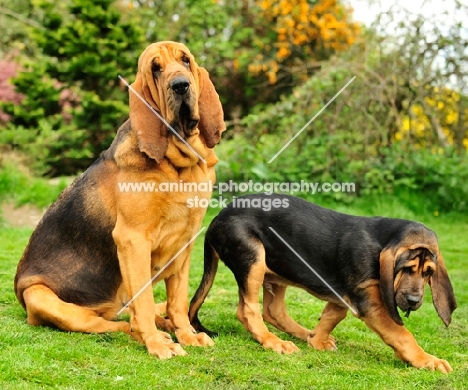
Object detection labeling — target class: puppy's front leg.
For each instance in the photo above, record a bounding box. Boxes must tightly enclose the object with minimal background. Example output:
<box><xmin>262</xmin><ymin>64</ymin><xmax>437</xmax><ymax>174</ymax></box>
<box><xmin>361</xmin><ymin>286</ymin><xmax>452</xmax><ymax>373</ymax></box>
<box><xmin>113</xmin><ymin>223</ymin><xmax>186</xmax><ymax>359</ymax></box>
<box><xmin>165</xmin><ymin>252</ymin><xmax>214</xmax><ymax>347</ymax></box>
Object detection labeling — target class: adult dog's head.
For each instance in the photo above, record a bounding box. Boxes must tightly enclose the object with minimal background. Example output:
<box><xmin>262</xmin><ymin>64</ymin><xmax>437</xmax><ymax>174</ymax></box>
<box><xmin>130</xmin><ymin>41</ymin><xmax>225</xmax><ymax>162</ymax></box>
<box><xmin>379</xmin><ymin>223</ymin><xmax>457</xmax><ymax>326</ymax></box>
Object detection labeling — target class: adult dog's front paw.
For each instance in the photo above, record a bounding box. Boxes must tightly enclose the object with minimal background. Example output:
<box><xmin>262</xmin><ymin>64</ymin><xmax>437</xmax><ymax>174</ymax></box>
<box><xmin>175</xmin><ymin>329</ymin><xmax>215</xmax><ymax>346</ymax></box>
<box><xmin>145</xmin><ymin>332</ymin><xmax>187</xmax><ymax>359</ymax></box>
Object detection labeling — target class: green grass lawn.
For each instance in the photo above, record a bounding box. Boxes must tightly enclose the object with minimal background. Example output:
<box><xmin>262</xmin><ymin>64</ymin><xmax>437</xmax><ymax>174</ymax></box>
<box><xmin>1</xmin><ymin>203</ymin><xmax>467</xmax><ymax>389</ymax></box>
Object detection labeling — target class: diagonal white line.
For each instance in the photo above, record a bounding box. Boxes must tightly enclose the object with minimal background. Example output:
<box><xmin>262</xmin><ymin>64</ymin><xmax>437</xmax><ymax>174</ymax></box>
<box><xmin>118</xmin><ymin>75</ymin><xmax>206</xmax><ymax>164</ymax></box>
<box><xmin>117</xmin><ymin>227</ymin><xmax>206</xmax><ymax>315</ymax></box>
<box><xmin>268</xmin><ymin>76</ymin><xmax>356</xmax><ymax>164</ymax></box>
<box><xmin>268</xmin><ymin>227</ymin><xmax>357</xmax><ymax>315</ymax></box>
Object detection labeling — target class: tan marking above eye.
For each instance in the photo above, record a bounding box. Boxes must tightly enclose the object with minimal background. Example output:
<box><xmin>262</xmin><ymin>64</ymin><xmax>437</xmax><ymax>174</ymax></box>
<box><xmin>403</xmin><ymin>259</ymin><xmax>419</xmax><ymax>273</ymax></box>
<box><xmin>423</xmin><ymin>262</ymin><xmax>436</xmax><ymax>273</ymax></box>
<box><xmin>405</xmin><ymin>259</ymin><xmax>419</xmax><ymax>267</ymax></box>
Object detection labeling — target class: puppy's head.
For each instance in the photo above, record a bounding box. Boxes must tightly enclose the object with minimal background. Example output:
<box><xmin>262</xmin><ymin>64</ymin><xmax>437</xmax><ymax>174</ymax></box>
<box><xmin>130</xmin><ymin>41</ymin><xmax>225</xmax><ymax>162</ymax></box>
<box><xmin>379</xmin><ymin>223</ymin><xmax>456</xmax><ymax>326</ymax></box>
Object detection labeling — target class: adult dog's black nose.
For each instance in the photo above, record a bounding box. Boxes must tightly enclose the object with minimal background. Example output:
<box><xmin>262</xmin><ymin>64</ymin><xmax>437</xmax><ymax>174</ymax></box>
<box><xmin>170</xmin><ymin>77</ymin><xmax>190</xmax><ymax>95</ymax></box>
<box><xmin>406</xmin><ymin>294</ymin><xmax>421</xmax><ymax>306</ymax></box>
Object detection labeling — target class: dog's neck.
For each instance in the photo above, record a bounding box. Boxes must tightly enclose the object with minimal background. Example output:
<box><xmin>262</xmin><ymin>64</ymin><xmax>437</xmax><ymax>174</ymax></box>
<box><xmin>110</xmin><ymin>120</ymin><xmax>218</xmax><ymax>171</ymax></box>
<box><xmin>165</xmin><ymin>132</ymin><xmax>218</xmax><ymax>169</ymax></box>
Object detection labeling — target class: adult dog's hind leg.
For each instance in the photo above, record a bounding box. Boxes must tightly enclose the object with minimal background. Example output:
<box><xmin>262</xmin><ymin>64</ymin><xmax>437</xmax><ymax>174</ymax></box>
<box><xmin>308</xmin><ymin>302</ymin><xmax>348</xmax><ymax>351</ymax></box>
<box><xmin>236</xmin><ymin>248</ymin><xmax>299</xmax><ymax>354</ymax></box>
<box><xmin>22</xmin><ymin>285</ymin><xmax>135</xmax><ymax>338</ymax></box>
<box><xmin>262</xmin><ymin>283</ymin><xmax>311</xmax><ymax>341</ymax></box>
<box><xmin>154</xmin><ymin>302</ymin><xmax>175</xmax><ymax>333</ymax></box>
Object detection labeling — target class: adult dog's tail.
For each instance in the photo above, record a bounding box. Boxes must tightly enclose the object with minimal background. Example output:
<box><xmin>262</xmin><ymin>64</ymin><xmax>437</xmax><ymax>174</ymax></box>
<box><xmin>189</xmin><ymin>237</ymin><xmax>220</xmax><ymax>337</ymax></box>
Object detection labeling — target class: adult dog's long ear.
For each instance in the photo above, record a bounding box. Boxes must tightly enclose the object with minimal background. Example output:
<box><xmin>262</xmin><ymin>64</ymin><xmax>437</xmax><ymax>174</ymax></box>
<box><xmin>429</xmin><ymin>252</ymin><xmax>457</xmax><ymax>327</ymax></box>
<box><xmin>197</xmin><ymin>67</ymin><xmax>225</xmax><ymax>148</ymax></box>
<box><xmin>129</xmin><ymin>74</ymin><xmax>168</xmax><ymax>163</ymax></box>
<box><xmin>379</xmin><ymin>248</ymin><xmax>404</xmax><ymax>326</ymax></box>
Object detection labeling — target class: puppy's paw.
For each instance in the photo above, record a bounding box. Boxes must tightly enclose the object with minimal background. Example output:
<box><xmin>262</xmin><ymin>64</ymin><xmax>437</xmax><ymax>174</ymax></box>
<box><xmin>410</xmin><ymin>354</ymin><xmax>452</xmax><ymax>374</ymax></box>
<box><xmin>262</xmin><ymin>335</ymin><xmax>299</xmax><ymax>354</ymax></box>
<box><xmin>307</xmin><ymin>333</ymin><xmax>337</xmax><ymax>351</ymax></box>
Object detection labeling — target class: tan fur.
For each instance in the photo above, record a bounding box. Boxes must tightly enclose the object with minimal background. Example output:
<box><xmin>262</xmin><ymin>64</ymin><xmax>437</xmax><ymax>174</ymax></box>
<box><xmin>361</xmin><ymin>285</ymin><xmax>452</xmax><ymax>373</ymax></box>
<box><xmin>236</xmin><ymin>244</ymin><xmax>299</xmax><ymax>354</ymax></box>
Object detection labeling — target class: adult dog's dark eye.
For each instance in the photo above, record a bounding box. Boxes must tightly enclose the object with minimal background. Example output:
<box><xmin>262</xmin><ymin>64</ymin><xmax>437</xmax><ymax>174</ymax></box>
<box><xmin>181</xmin><ymin>55</ymin><xmax>190</xmax><ymax>68</ymax></box>
<box><xmin>152</xmin><ymin>63</ymin><xmax>161</xmax><ymax>75</ymax></box>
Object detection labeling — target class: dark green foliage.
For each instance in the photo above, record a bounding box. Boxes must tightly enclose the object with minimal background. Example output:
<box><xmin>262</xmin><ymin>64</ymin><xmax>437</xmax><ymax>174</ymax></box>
<box><xmin>0</xmin><ymin>0</ymin><xmax>146</xmax><ymax>175</ymax></box>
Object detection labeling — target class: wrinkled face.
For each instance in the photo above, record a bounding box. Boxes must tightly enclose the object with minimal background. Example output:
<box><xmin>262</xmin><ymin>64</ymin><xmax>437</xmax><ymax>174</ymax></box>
<box><xmin>140</xmin><ymin>42</ymin><xmax>200</xmax><ymax>136</ymax></box>
<box><xmin>393</xmin><ymin>248</ymin><xmax>437</xmax><ymax>315</ymax></box>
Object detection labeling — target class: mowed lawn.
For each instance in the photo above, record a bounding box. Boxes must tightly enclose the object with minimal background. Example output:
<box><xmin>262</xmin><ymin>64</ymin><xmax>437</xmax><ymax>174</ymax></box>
<box><xmin>0</xmin><ymin>203</ymin><xmax>467</xmax><ymax>389</ymax></box>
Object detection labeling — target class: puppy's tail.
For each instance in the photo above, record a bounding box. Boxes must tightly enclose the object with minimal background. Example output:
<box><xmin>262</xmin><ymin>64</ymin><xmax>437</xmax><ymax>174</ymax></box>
<box><xmin>189</xmin><ymin>238</ymin><xmax>219</xmax><ymax>337</ymax></box>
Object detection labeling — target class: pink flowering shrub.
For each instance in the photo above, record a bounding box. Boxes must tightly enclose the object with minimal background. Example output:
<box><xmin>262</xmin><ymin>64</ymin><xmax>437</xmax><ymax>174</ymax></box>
<box><xmin>0</xmin><ymin>59</ymin><xmax>24</xmax><ymax>124</ymax></box>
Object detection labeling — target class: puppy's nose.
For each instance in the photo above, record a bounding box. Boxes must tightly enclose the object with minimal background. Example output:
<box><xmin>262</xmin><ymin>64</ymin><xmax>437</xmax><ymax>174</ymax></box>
<box><xmin>170</xmin><ymin>77</ymin><xmax>190</xmax><ymax>95</ymax></box>
<box><xmin>406</xmin><ymin>294</ymin><xmax>421</xmax><ymax>306</ymax></box>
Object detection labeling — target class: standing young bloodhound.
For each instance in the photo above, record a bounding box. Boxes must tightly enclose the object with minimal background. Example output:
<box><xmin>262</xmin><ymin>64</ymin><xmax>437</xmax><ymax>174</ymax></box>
<box><xmin>189</xmin><ymin>194</ymin><xmax>457</xmax><ymax>373</ymax></box>
<box><xmin>14</xmin><ymin>41</ymin><xmax>225</xmax><ymax>359</ymax></box>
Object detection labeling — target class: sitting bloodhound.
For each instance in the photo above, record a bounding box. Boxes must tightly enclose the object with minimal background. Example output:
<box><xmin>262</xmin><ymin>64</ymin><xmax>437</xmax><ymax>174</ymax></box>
<box><xmin>14</xmin><ymin>41</ymin><xmax>225</xmax><ymax>359</ymax></box>
<box><xmin>189</xmin><ymin>194</ymin><xmax>457</xmax><ymax>372</ymax></box>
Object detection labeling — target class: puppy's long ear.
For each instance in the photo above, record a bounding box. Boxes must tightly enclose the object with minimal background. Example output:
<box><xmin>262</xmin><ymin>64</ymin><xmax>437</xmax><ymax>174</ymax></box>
<box><xmin>197</xmin><ymin>67</ymin><xmax>225</xmax><ymax>148</ymax></box>
<box><xmin>379</xmin><ymin>248</ymin><xmax>404</xmax><ymax>326</ymax></box>
<box><xmin>429</xmin><ymin>252</ymin><xmax>457</xmax><ymax>327</ymax></box>
<box><xmin>129</xmin><ymin>73</ymin><xmax>168</xmax><ymax>162</ymax></box>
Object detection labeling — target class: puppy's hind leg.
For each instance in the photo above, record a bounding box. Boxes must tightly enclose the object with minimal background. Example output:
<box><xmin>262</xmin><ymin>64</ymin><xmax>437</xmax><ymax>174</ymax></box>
<box><xmin>235</xmin><ymin>244</ymin><xmax>299</xmax><ymax>354</ymax></box>
<box><xmin>262</xmin><ymin>283</ymin><xmax>312</xmax><ymax>341</ymax></box>
<box><xmin>154</xmin><ymin>302</ymin><xmax>175</xmax><ymax>333</ymax></box>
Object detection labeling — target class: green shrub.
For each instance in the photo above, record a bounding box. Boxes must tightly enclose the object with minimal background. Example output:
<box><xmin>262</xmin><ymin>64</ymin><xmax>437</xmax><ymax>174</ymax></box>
<box><xmin>0</xmin><ymin>163</ymin><xmax>28</xmax><ymax>202</ymax></box>
<box><xmin>215</xmin><ymin>135</ymin><xmax>468</xmax><ymax>213</ymax></box>
<box><xmin>0</xmin><ymin>163</ymin><xmax>68</xmax><ymax>208</ymax></box>
<box><xmin>392</xmin><ymin>146</ymin><xmax>468</xmax><ymax>212</ymax></box>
